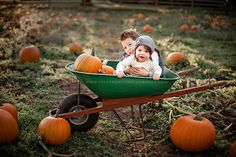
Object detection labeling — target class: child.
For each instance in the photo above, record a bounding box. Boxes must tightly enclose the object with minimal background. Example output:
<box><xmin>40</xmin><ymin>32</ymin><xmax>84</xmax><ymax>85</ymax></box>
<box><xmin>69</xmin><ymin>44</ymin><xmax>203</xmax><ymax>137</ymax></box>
<box><xmin>116</xmin><ymin>35</ymin><xmax>162</xmax><ymax>80</ymax></box>
<box><xmin>119</xmin><ymin>28</ymin><xmax>139</xmax><ymax>60</ymax></box>
<box><xmin>119</xmin><ymin>28</ymin><xmax>164</xmax><ymax>77</ymax></box>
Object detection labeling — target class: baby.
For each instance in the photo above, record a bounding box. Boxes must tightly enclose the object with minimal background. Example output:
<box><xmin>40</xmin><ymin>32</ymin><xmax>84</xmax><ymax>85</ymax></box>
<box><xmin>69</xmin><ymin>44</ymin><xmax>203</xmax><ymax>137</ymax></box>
<box><xmin>116</xmin><ymin>35</ymin><xmax>162</xmax><ymax>80</ymax></box>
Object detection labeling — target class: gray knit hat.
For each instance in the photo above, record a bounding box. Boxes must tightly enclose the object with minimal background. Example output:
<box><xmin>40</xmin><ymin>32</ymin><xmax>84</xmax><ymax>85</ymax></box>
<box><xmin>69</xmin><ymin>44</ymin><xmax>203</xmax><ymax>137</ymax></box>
<box><xmin>135</xmin><ymin>35</ymin><xmax>156</xmax><ymax>53</ymax></box>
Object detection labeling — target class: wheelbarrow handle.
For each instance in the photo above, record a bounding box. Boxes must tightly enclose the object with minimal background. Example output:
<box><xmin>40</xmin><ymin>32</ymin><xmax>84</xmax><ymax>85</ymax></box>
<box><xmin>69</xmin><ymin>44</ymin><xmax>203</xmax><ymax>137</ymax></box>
<box><xmin>176</xmin><ymin>67</ymin><xmax>200</xmax><ymax>77</ymax></box>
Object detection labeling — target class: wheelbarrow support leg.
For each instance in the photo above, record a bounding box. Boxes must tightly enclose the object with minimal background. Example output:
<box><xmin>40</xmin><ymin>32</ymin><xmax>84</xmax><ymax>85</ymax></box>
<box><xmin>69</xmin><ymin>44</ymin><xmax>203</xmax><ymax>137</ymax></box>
<box><xmin>77</xmin><ymin>81</ymin><xmax>81</xmax><ymax>105</ymax></box>
<box><xmin>112</xmin><ymin>110</ymin><xmax>136</xmax><ymax>141</ymax></box>
<box><xmin>139</xmin><ymin>104</ymin><xmax>146</xmax><ymax>140</ymax></box>
<box><xmin>131</xmin><ymin>105</ymin><xmax>135</xmax><ymax>122</ymax></box>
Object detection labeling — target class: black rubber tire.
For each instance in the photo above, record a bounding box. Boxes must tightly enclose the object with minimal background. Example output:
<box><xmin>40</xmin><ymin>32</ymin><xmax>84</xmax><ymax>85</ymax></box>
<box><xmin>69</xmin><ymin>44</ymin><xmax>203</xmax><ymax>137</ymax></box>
<box><xmin>58</xmin><ymin>93</ymin><xmax>99</xmax><ymax>132</ymax></box>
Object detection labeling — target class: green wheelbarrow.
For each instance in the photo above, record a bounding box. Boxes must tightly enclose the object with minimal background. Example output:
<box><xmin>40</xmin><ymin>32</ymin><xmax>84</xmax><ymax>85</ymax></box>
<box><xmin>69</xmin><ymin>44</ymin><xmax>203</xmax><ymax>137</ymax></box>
<box><xmin>55</xmin><ymin>60</ymin><xmax>226</xmax><ymax>134</ymax></box>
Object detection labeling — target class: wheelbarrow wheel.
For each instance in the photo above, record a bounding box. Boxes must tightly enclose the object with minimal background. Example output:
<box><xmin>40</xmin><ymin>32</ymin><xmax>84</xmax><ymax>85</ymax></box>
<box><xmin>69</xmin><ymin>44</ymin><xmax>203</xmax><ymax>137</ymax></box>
<box><xmin>58</xmin><ymin>93</ymin><xmax>99</xmax><ymax>132</ymax></box>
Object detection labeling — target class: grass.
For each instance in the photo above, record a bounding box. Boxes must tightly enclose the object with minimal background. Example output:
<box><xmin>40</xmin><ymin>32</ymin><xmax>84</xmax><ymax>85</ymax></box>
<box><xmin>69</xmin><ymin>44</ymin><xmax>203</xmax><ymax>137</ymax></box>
<box><xmin>0</xmin><ymin>3</ymin><xmax>236</xmax><ymax>157</ymax></box>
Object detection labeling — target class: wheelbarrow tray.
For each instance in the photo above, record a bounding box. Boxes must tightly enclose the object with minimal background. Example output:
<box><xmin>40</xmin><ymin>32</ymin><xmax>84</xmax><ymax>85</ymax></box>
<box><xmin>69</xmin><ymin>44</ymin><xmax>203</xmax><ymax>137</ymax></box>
<box><xmin>65</xmin><ymin>62</ymin><xmax>180</xmax><ymax>98</ymax></box>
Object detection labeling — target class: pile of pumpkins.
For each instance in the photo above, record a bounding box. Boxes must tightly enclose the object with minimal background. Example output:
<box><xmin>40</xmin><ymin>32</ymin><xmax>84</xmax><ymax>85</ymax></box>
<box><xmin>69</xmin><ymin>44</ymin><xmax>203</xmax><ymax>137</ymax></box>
<box><xmin>18</xmin><ymin>43</ymin><xmax>84</xmax><ymax>63</ymax></box>
<box><xmin>0</xmin><ymin>103</ymin><xmax>71</xmax><ymax>146</ymax></box>
<box><xmin>74</xmin><ymin>53</ymin><xmax>114</xmax><ymax>75</ymax></box>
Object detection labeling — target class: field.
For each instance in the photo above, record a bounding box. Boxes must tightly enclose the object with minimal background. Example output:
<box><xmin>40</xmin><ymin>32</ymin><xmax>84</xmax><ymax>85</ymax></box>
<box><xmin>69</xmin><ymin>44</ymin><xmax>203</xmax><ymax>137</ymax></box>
<box><xmin>0</xmin><ymin>2</ymin><xmax>236</xmax><ymax>157</ymax></box>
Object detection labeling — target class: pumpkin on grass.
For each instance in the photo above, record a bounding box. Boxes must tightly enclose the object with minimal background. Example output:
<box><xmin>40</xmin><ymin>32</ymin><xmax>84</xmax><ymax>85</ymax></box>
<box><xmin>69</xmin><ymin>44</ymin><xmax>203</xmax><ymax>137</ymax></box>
<box><xmin>36</xmin><ymin>116</ymin><xmax>71</xmax><ymax>146</ymax></box>
<box><xmin>191</xmin><ymin>25</ymin><xmax>200</xmax><ymax>31</ymax></box>
<box><xmin>19</xmin><ymin>45</ymin><xmax>40</xmax><ymax>62</ymax></box>
<box><xmin>143</xmin><ymin>24</ymin><xmax>153</xmax><ymax>32</ymax></box>
<box><xmin>74</xmin><ymin>54</ymin><xmax>102</xmax><ymax>73</ymax></box>
<box><xmin>180</xmin><ymin>24</ymin><xmax>189</xmax><ymax>31</ymax></box>
<box><xmin>166</xmin><ymin>52</ymin><xmax>186</xmax><ymax>65</ymax></box>
<box><xmin>170</xmin><ymin>114</ymin><xmax>216</xmax><ymax>152</ymax></box>
<box><xmin>0</xmin><ymin>103</ymin><xmax>18</xmax><ymax>122</ymax></box>
<box><xmin>0</xmin><ymin>109</ymin><xmax>19</xmax><ymax>144</ymax></box>
<box><xmin>230</xmin><ymin>140</ymin><xmax>236</xmax><ymax>157</ymax></box>
<box><xmin>68</xmin><ymin>43</ymin><xmax>83</xmax><ymax>53</ymax></box>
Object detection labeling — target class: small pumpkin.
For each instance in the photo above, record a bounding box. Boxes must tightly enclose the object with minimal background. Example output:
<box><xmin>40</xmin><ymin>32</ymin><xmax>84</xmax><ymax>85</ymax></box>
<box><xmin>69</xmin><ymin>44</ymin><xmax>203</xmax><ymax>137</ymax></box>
<box><xmin>0</xmin><ymin>109</ymin><xmax>19</xmax><ymax>144</ymax></box>
<box><xmin>191</xmin><ymin>25</ymin><xmax>200</xmax><ymax>31</ymax></box>
<box><xmin>19</xmin><ymin>45</ymin><xmax>40</xmax><ymax>62</ymax></box>
<box><xmin>0</xmin><ymin>103</ymin><xmax>18</xmax><ymax>122</ymax></box>
<box><xmin>99</xmin><ymin>13</ymin><xmax>109</xmax><ymax>21</ymax></box>
<box><xmin>74</xmin><ymin>54</ymin><xmax>102</xmax><ymax>73</ymax></box>
<box><xmin>170</xmin><ymin>114</ymin><xmax>216</xmax><ymax>152</ymax></box>
<box><xmin>230</xmin><ymin>140</ymin><xmax>236</xmax><ymax>157</ymax></box>
<box><xmin>143</xmin><ymin>24</ymin><xmax>153</xmax><ymax>32</ymax></box>
<box><xmin>180</xmin><ymin>24</ymin><xmax>189</xmax><ymax>31</ymax></box>
<box><xmin>133</xmin><ymin>13</ymin><xmax>145</xmax><ymax>19</ymax></box>
<box><xmin>166</xmin><ymin>52</ymin><xmax>186</xmax><ymax>65</ymax></box>
<box><xmin>68</xmin><ymin>43</ymin><xmax>83</xmax><ymax>53</ymax></box>
<box><xmin>37</xmin><ymin>116</ymin><xmax>71</xmax><ymax>145</ymax></box>
<box><xmin>101</xmin><ymin>65</ymin><xmax>114</xmax><ymax>74</ymax></box>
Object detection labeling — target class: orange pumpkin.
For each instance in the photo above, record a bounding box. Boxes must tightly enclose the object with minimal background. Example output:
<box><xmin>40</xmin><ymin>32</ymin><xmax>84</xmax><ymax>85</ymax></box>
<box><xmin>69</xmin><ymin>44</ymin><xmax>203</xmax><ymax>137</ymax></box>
<box><xmin>230</xmin><ymin>140</ymin><xmax>236</xmax><ymax>157</ymax></box>
<box><xmin>101</xmin><ymin>65</ymin><xmax>114</xmax><ymax>74</ymax></box>
<box><xmin>0</xmin><ymin>103</ymin><xmax>18</xmax><ymax>122</ymax></box>
<box><xmin>143</xmin><ymin>24</ymin><xmax>153</xmax><ymax>32</ymax></box>
<box><xmin>191</xmin><ymin>25</ymin><xmax>200</xmax><ymax>31</ymax></box>
<box><xmin>19</xmin><ymin>45</ymin><xmax>40</xmax><ymax>62</ymax></box>
<box><xmin>133</xmin><ymin>13</ymin><xmax>145</xmax><ymax>19</ymax></box>
<box><xmin>170</xmin><ymin>115</ymin><xmax>216</xmax><ymax>152</ymax></box>
<box><xmin>68</xmin><ymin>43</ymin><xmax>83</xmax><ymax>53</ymax></box>
<box><xmin>0</xmin><ymin>109</ymin><xmax>19</xmax><ymax>144</ymax></box>
<box><xmin>99</xmin><ymin>13</ymin><xmax>109</xmax><ymax>21</ymax></box>
<box><xmin>37</xmin><ymin>116</ymin><xmax>71</xmax><ymax>145</ymax></box>
<box><xmin>166</xmin><ymin>52</ymin><xmax>186</xmax><ymax>65</ymax></box>
<box><xmin>180</xmin><ymin>24</ymin><xmax>189</xmax><ymax>31</ymax></box>
<box><xmin>74</xmin><ymin>54</ymin><xmax>102</xmax><ymax>73</ymax></box>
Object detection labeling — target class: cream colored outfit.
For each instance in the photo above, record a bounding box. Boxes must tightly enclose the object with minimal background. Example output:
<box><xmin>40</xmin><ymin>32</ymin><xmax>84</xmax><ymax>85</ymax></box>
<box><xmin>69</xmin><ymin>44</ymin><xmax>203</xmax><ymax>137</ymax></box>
<box><xmin>116</xmin><ymin>55</ymin><xmax>162</xmax><ymax>77</ymax></box>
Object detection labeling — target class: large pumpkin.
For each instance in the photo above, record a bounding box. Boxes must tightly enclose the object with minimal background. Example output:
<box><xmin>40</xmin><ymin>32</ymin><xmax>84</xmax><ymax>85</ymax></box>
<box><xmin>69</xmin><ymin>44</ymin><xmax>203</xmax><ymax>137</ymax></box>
<box><xmin>0</xmin><ymin>103</ymin><xmax>18</xmax><ymax>122</ymax></box>
<box><xmin>166</xmin><ymin>52</ymin><xmax>186</xmax><ymax>65</ymax></box>
<box><xmin>170</xmin><ymin>115</ymin><xmax>216</xmax><ymax>152</ymax></box>
<box><xmin>68</xmin><ymin>43</ymin><xmax>83</xmax><ymax>53</ymax></box>
<box><xmin>36</xmin><ymin>116</ymin><xmax>71</xmax><ymax>145</ymax></box>
<box><xmin>74</xmin><ymin>54</ymin><xmax>102</xmax><ymax>73</ymax></box>
<box><xmin>0</xmin><ymin>109</ymin><xmax>19</xmax><ymax>144</ymax></box>
<box><xmin>230</xmin><ymin>140</ymin><xmax>236</xmax><ymax>157</ymax></box>
<box><xmin>101</xmin><ymin>65</ymin><xmax>114</xmax><ymax>74</ymax></box>
<box><xmin>19</xmin><ymin>45</ymin><xmax>40</xmax><ymax>62</ymax></box>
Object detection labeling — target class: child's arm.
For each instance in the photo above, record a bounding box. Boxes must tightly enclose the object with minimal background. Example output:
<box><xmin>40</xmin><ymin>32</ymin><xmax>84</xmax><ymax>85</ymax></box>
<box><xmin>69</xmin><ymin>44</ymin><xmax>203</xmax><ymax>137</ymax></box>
<box><xmin>116</xmin><ymin>56</ymin><xmax>133</xmax><ymax>78</ymax></box>
<box><xmin>152</xmin><ymin>62</ymin><xmax>162</xmax><ymax>80</ymax></box>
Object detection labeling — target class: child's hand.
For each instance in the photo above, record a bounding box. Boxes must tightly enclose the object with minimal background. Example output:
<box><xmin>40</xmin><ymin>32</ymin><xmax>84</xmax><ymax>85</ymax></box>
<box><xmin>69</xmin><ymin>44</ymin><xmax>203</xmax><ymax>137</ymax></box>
<box><xmin>153</xmin><ymin>74</ymin><xmax>160</xmax><ymax>80</ymax></box>
<box><xmin>117</xmin><ymin>72</ymin><xmax>124</xmax><ymax>78</ymax></box>
<box><xmin>125</xmin><ymin>67</ymin><xmax>149</xmax><ymax>76</ymax></box>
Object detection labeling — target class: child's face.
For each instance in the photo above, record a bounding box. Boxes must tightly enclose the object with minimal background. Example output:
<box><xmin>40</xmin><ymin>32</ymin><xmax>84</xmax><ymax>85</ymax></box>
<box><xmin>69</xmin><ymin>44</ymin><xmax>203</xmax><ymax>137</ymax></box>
<box><xmin>121</xmin><ymin>37</ymin><xmax>136</xmax><ymax>55</ymax></box>
<box><xmin>135</xmin><ymin>45</ymin><xmax>151</xmax><ymax>62</ymax></box>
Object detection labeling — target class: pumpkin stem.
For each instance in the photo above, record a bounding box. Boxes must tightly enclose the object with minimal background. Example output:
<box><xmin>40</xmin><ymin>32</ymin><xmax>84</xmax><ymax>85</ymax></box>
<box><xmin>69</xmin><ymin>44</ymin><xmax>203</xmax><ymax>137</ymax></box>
<box><xmin>54</xmin><ymin>108</ymin><xmax>61</xmax><ymax>118</ymax></box>
<box><xmin>91</xmin><ymin>47</ymin><xmax>96</xmax><ymax>56</ymax></box>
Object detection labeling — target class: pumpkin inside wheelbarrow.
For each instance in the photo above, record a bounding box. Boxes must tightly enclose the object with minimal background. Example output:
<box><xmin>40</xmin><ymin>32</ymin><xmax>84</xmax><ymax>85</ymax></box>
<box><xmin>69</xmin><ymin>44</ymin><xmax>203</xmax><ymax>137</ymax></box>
<box><xmin>65</xmin><ymin>60</ymin><xmax>179</xmax><ymax>99</ymax></box>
